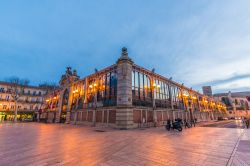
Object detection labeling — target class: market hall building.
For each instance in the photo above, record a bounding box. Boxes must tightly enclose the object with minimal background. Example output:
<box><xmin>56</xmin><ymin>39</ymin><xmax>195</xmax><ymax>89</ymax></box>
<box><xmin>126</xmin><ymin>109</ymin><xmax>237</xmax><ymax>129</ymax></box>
<box><xmin>41</xmin><ymin>47</ymin><xmax>227</xmax><ymax>129</ymax></box>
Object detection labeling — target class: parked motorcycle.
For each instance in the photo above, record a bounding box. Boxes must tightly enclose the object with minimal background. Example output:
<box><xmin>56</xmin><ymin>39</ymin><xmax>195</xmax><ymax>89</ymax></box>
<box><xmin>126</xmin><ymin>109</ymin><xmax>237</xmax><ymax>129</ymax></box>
<box><xmin>166</xmin><ymin>120</ymin><xmax>182</xmax><ymax>132</ymax></box>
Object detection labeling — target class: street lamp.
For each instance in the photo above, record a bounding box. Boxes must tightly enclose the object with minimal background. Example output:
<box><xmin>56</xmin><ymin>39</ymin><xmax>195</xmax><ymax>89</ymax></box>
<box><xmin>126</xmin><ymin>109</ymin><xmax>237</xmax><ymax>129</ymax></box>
<box><xmin>151</xmin><ymin>81</ymin><xmax>160</xmax><ymax>126</ymax></box>
<box><xmin>187</xmin><ymin>97</ymin><xmax>194</xmax><ymax>122</ymax></box>
<box><xmin>151</xmin><ymin>82</ymin><xmax>156</xmax><ymax>126</ymax></box>
<box><xmin>72</xmin><ymin>88</ymin><xmax>80</xmax><ymax>125</ymax></box>
<box><xmin>93</xmin><ymin>83</ymin><xmax>98</xmax><ymax>127</ymax></box>
<box><xmin>89</xmin><ymin>80</ymin><xmax>100</xmax><ymax>127</ymax></box>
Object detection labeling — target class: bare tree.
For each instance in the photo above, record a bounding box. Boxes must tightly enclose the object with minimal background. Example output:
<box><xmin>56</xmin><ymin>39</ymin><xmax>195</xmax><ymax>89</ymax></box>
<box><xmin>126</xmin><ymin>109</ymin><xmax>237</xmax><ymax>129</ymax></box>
<box><xmin>6</xmin><ymin>77</ymin><xmax>29</xmax><ymax>122</ymax></box>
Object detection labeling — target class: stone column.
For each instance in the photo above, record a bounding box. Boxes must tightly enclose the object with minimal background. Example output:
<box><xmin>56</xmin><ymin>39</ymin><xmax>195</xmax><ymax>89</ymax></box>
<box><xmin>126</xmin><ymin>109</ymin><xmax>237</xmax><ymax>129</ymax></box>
<box><xmin>169</xmin><ymin>85</ymin><xmax>175</xmax><ymax>120</ymax></box>
<box><xmin>197</xmin><ymin>96</ymin><xmax>201</xmax><ymax>112</ymax></box>
<box><xmin>55</xmin><ymin>90</ymin><xmax>64</xmax><ymax>123</ymax></box>
<box><xmin>65</xmin><ymin>86</ymin><xmax>73</xmax><ymax>124</ymax></box>
<box><xmin>116</xmin><ymin>47</ymin><xmax>134</xmax><ymax>129</ymax></box>
<box><xmin>152</xmin><ymin>89</ymin><xmax>157</xmax><ymax>125</ymax></box>
<box><xmin>84</xmin><ymin>78</ymin><xmax>88</xmax><ymax>104</ymax></box>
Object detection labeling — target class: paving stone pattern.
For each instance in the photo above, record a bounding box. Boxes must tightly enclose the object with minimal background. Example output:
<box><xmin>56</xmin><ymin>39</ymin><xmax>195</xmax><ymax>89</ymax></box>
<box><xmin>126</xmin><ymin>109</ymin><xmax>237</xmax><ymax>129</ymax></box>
<box><xmin>230</xmin><ymin>129</ymin><xmax>250</xmax><ymax>166</ymax></box>
<box><xmin>0</xmin><ymin>123</ymin><xmax>249</xmax><ymax>166</ymax></box>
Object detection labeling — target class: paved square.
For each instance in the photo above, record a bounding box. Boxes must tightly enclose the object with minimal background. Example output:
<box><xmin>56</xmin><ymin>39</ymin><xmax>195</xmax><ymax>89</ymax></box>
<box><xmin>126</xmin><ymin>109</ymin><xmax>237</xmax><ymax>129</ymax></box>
<box><xmin>0</xmin><ymin>123</ymin><xmax>249</xmax><ymax>166</ymax></box>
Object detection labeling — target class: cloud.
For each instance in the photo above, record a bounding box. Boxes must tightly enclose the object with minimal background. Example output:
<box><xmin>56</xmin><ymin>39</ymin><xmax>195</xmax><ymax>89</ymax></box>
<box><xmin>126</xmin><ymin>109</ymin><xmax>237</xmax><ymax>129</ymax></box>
<box><xmin>200</xmin><ymin>74</ymin><xmax>250</xmax><ymax>87</ymax></box>
<box><xmin>0</xmin><ymin>0</ymin><xmax>249</xmax><ymax>93</ymax></box>
<box><xmin>213</xmin><ymin>77</ymin><xmax>250</xmax><ymax>92</ymax></box>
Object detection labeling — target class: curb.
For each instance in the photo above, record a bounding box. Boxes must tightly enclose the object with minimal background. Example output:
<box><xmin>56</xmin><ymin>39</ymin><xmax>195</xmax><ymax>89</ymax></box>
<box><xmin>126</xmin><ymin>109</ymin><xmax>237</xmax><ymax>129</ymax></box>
<box><xmin>226</xmin><ymin>129</ymin><xmax>245</xmax><ymax>166</ymax></box>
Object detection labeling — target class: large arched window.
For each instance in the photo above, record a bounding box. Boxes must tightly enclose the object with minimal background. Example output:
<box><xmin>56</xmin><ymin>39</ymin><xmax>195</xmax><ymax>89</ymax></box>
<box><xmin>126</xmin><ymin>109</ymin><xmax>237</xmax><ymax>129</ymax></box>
<box><xmin>87</xmin><ymin>70</ymin><xmax>117</xmax><ymax>107</ymax></box>
<box><xmin>132</xmin><ymin>70</ymin><xmax>152</xmax><ymax>106</ymax></box>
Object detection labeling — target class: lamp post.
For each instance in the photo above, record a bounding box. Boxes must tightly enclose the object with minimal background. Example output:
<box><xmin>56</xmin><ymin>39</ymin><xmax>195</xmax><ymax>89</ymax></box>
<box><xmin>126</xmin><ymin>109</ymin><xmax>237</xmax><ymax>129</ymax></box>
<box><xmin>152</xmin><ymin>83</ymin><xmax>156</xmax><ymax>126</ymax></box>
<box><xmin>181</xmin><ymin>93</ymin><xmax>187</xmax><ymax>120</ymax></box>
<box><xmin>187</xmin><ymin>98</ymin><xmax>192</xmax><ymax>121</ymax></box>
<box><xmin>190</xmin><ymin>95</ymin><xmax>198</xmax><ymax>121</ymax></box>
<box><xmin>88</xmin><ymin>80</ymin><xmax>99</xmax><ymax>127</ymax></box>
<box><xmin>151</xmin><ymin>82</ymin><xmax>160</xmax><ymax>127</ymax></box>
<box><xmin>93</xmin><ymin>82</ymin><xmax>98</xmax><ymax>127</ymax></box>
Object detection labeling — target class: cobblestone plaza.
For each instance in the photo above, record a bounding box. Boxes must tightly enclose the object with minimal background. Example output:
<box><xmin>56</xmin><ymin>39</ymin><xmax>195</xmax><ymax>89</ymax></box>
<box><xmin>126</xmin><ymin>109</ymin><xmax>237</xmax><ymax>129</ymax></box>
<box><xmin>0</xmin><ymin>122</ymin><xmax>249</xmax><ymax>166</ymax></box>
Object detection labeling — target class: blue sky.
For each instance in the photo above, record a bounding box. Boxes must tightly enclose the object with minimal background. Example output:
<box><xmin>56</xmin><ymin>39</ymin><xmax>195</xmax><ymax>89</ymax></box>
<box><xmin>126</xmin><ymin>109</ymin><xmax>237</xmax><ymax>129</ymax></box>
<box><xmin>0</xmin><ymin>0</ymin><xmax>250</xmax><ymax>93</ymax></box>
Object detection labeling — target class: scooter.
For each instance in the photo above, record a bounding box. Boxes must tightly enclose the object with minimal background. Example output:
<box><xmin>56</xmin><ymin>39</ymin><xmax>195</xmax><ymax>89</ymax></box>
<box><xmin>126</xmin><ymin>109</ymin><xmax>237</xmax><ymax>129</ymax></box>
<box><xmin>166</xmin><ymin>120</ymin><xmax>183</xmax><ymax>132</ymax></box>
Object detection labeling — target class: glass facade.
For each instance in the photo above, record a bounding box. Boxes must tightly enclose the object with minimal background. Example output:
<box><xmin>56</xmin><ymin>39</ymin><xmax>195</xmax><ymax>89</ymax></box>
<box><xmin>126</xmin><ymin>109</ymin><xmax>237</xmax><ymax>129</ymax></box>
<box><xmin>132</xmin><ymin>70</ymin><xmax>185</xmax><ymax>109</ymax></box>
<box><xmin>132</xmin><ymin>71</ymin><xmax>152</xmax><ymax>106</ymax></box>
<box><xmin>67</xmin><ymin>65</ymin><xmax>225</xmax><ymax>112</ymax></box>
<box><xmin>71</xmin><ymin>81</ymin><xmax>85</xmax><ymax>110</ymax></box>
<box><xmin>97</xmin><ymin>71</ymin><xmax>117</xmax><ymax>106</ymax></box>
<box><xmin>71</xmin><ymin>70</ymin><xmax>117</xmax><ymax>109</ymax></box>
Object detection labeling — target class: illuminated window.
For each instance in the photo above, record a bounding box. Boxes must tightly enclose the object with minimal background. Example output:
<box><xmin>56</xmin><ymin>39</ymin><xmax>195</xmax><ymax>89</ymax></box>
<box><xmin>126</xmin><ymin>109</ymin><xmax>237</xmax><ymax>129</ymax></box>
<box><xmin>132</xmin><ymin>70</ymin><xmax>152</xmax><ymax>106</ymax></box>
<box><xmin>86</xmin><ymin>70</ymin><xmax>117</xmax><ymax>107</ymax></box>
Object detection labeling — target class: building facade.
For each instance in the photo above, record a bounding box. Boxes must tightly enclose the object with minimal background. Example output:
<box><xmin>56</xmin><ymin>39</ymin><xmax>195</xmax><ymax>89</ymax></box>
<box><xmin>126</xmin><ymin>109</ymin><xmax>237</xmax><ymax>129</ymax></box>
<box><xmin>214</xmin><ymin>91</ymin><xmax>250</xmax><ymax>118</ymax></box>
<box><xmin>41</xmin><ymin>47</ymin><xmax>227</xmax><ymax>129</ymax></box>
<box><xmin>0</xmin><ymin>81</ymin><xmax>48</xmax><ymax>121</ymax></box>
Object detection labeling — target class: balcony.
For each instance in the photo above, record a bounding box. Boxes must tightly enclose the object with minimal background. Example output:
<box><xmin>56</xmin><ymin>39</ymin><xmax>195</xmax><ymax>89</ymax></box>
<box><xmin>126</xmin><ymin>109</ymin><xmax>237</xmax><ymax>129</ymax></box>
<box><xmin>0</xmin><ymin>90</ymin><xmax>43</xmax><ymax>97</ymax></box>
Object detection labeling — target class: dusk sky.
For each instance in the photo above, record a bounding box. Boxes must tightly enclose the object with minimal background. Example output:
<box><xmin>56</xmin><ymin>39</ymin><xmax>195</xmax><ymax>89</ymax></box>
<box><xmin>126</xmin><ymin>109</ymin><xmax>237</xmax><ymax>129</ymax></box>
<box><xmin>0</xmin><ymin>0</ymin><xmax>250</xmax><ymax>93</ymax></box>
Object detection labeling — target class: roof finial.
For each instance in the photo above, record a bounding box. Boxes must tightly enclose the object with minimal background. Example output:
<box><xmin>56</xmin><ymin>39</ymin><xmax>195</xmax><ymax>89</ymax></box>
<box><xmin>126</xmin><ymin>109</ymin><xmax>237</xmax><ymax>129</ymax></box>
<box><xmin>117</xmin><ymin>47</ymin><xmax>133</xmax><ymax>64</ymax></box>
<box><xmin>121</xmin><ymin>47</ymin><xmax>128</xmax><ymax>57</ymax></box>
